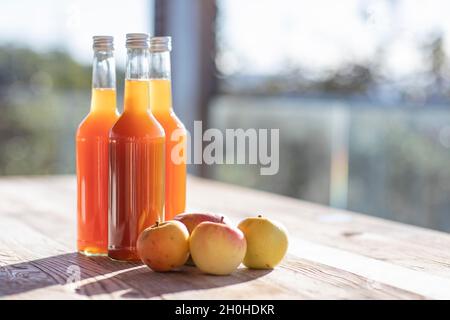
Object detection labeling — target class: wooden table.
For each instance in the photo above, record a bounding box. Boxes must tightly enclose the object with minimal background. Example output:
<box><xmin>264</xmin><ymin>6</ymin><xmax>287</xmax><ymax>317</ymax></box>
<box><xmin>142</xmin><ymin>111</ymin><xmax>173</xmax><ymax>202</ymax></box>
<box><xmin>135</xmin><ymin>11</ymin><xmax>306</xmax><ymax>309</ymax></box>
<box><xmin>1</xmin><ymin>175</ymin><xmax>450</xmax><ymax>300</ymax></box>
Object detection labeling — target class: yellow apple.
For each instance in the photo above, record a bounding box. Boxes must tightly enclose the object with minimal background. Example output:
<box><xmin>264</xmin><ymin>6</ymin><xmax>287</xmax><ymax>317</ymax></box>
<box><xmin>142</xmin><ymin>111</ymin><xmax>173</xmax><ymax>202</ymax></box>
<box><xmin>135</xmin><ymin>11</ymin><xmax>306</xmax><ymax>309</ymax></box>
<box><xmin>137</xmin><ymin>220</ymin><xmax>189</xmax><ymax>272</ymax></box>
<box><xmin>189</xmin><ymin>220</ymin><xmax>247</xmax><ymax>275</ymax></box>
<box><xmin>238</xmin><ymin>215</ymin><xmax>288</xmax><ymax>269</ymax></box>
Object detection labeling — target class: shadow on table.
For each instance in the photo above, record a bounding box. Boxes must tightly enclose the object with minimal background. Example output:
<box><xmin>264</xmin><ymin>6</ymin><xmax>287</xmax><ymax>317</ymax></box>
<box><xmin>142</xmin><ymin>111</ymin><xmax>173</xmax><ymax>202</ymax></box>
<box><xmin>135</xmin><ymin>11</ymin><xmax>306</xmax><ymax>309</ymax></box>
<box><xmin>0</xmin><ymin>252</ymin><xmax>140</xmax><ymax>297</ymax></box>
<box><xmin>0</xmin><ymin>252</ymin><xmax>271</xmax><ymax>298</ymax></box>
<box><xmin>76</xmin><ymin>265</ymin><xmax>272</xmax><ymax>299</ymax></box>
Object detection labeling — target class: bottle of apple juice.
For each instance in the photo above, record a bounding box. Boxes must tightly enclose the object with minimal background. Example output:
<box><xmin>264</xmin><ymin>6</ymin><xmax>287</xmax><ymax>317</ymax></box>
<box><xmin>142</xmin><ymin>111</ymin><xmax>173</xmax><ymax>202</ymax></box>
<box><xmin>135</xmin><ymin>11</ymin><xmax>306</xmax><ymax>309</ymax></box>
<box><xmin>76</xmin><ymin>36</ymin><xmax>118</xmax><ymax>256</ymax></box>
<box><xmin>108</xmin><ymin>33</ymin><xmax>165</xmax><ymax>261</ymax></box>
<box><xmin>149</xmin><ymin>36</ymin><xmax>187</xmax><ymax>220</ymax></box>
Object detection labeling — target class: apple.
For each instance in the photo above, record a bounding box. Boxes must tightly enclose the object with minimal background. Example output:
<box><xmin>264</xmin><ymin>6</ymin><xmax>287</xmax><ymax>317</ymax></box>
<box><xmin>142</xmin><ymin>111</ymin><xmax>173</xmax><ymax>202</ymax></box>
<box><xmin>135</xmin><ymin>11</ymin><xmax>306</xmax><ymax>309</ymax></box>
<box><xmin>189</xmin><ymin>219</ymin><xmax>247</xmax><ymax>275</ymax></box>
<box><xmin>174</xmin><ymin>212</ymin><xmax>232</xmax><ymax>234</ymax></box>
<box><xmin>137</xmin><ymin>220</ymin><xmax>189</xmax><ymax>272</ymax></box>
<box><xmin>238</xmin><ymin>215</ymin><xmax>288</xmax><ymax>269</ymax></box>
<box><xmin>174</xmin><ymin>212</ymin><xmax>232</xmax><ymax>266</ymax></box>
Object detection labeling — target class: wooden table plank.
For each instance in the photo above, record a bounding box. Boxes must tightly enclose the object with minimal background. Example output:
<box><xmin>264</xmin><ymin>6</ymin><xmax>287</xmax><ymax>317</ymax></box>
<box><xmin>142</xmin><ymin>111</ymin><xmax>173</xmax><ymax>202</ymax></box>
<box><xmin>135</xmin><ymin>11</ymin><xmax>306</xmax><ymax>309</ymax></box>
<box><xmin>0</xmin><ymin>175</ymin><xmax>449</xmax><ymax>299</ymax></box>
<box><xmin>187</xmin><ymin>177</ymin><xmax>450</xmax><ymax>279</ymax></box>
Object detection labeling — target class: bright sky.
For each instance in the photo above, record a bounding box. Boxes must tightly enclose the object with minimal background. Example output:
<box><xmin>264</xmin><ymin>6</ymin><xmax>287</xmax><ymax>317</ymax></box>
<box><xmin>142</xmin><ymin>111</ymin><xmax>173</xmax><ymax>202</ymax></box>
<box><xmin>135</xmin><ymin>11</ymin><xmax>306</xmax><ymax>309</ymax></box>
<box><xmin>2</xmin><ymin>0</ymin><xmax>450</xmax><ymax>80</ymax></box>
<box><xmin>217</xmin><ymin>0</ymin><xmax>450</xmax><ymax>78</ymax></box>
<box><xmin>0</xmin><ymin>0</ymin><xmax>152</xmax><ymax>67</ymax></box>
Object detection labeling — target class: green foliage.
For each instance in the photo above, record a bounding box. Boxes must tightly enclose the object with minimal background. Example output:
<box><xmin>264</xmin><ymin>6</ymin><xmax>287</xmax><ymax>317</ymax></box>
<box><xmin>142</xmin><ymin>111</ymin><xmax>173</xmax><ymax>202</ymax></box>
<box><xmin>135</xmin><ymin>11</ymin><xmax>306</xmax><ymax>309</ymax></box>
<box><xmin>0</xmin><ymin>46</ymin><xmax>91</xmax><ymax>90</ymax></box>
<box><xmin>0</xmin><ymin>46</ymin><xmax>93</xmax><ymax>175</ymax></box>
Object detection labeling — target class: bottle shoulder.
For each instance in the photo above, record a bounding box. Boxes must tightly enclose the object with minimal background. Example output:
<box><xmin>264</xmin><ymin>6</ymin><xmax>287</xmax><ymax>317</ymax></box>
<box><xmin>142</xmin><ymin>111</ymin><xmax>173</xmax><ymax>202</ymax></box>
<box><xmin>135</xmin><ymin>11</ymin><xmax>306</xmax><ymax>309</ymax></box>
<box><xmin>77</xmin><ymin>112</ymin><xmax>119</xmax><ymax>138</ymax></box>
<box><xmin>110</xmin><ymin>112</ymin><xmax>165</xmax><ymax>139</ymax></box>
<box><xmin>154</xmin><ymin>111</ymin><xmax>187</xmax><ymax>132</ymax></box>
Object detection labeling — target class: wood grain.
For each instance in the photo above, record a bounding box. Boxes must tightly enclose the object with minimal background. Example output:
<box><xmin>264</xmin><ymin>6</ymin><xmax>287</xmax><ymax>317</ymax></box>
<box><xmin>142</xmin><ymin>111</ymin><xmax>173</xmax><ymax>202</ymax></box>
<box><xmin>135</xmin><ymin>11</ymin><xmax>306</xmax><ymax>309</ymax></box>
<box><xmin>0</xmin><ymin>175</ymin><xmax>449</xmax><ymax>299</ymax></box>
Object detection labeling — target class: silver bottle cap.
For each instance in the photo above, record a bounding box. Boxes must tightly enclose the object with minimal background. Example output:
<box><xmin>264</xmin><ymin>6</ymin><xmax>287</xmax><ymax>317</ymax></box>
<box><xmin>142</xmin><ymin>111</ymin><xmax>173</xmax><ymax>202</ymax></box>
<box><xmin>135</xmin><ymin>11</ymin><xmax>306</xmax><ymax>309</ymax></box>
<box><xmin>150</xmin><ymin>36</ymin><xmax>172</xmax><ymax>52</ymax></box>
<box><xmin>93</xmin><ymin>36</ymin><xmax>114</xmax><ymax>50</ymax></box>
<box><xmin>126</xmin><ymin>33</ymin><xmax>151</xmax><ymax>49</ymax></box>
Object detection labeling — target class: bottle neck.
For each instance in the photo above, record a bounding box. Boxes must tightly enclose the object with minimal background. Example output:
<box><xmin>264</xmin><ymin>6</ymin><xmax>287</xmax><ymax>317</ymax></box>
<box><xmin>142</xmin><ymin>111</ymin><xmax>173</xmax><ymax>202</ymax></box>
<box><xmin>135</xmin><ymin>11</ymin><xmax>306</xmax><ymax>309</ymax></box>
<box><xmin>149</xmin><ymin>51</ymin><xmax>173</xmax><ymax>114</ymax></box>
<box><xmin>92</xmin><ymin>50</ymin><xmax>116</xmax><ymax>89</ymax></box>
<box><xmin>126</xmin><ymin>48</ymin><xmax>150</xmax><ymax>80</ymax></box>
<box><xmin>91</xmin><ymin>50</ymin><xmax>116</xmax><ymax>113</ymax></box>
<box><xmin>124</xmin><ymin>48</ymin><xmax>151</xmax><ymax>114</ymax></box>
<box><xmin>90</xmin><ymin>88</ymin><xmax>116</xmax><ymax>114</ymax></box>
<box><xmin>150</xmin><ymin>51</ymin><xmax>171</xmax><ymax>80</ymax></box>
<box><xmin>124</xmin><ymin>80</ymin><xmax>149</xmax><ymax>114</ymax></box>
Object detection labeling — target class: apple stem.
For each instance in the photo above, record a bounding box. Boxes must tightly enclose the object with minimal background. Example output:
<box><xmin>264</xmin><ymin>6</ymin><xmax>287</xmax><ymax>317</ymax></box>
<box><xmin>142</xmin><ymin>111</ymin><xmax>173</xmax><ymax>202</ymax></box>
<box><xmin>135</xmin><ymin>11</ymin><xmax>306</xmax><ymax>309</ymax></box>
<box><xmin>220</xmin><ymin>216</ymin><xmax>224</xmax><ymax>223</ymax></box>
<box><xmin>258</xmin><ymin>214</ymin><xmax>262</xmax><ymax>218</ymax></box>
<box><xmin>155</xmin><ymin>221</ymin><xmax>159</xmax><ymax>227</ymax></box>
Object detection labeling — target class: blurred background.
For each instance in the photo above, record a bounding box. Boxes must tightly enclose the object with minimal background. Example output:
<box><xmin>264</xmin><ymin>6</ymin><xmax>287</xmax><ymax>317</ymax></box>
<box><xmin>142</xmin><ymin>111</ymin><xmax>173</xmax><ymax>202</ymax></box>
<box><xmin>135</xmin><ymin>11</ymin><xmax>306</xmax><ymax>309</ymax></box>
<box><xmin>0</xmin><ymin>0</ymin><xmax>449</xmax><ymax>232</ymax></box>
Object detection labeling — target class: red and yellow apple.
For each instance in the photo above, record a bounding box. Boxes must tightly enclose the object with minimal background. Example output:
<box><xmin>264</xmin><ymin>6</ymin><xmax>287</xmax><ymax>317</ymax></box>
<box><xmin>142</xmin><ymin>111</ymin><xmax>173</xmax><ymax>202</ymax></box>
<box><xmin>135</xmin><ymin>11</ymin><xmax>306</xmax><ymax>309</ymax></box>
<box><xmin>174</xmin><ymin>212</ymin><xmax>232</xmax><ymax>234</ymax></box>
<box><xmin>137</xmin><ymin>220</ymin><xmax>189</xmax><ymax>272</ymax></box>
<box><xmin>189</xmin><ymin>220</ymin><xmax>247</xmax><ymax>275</ymax></box>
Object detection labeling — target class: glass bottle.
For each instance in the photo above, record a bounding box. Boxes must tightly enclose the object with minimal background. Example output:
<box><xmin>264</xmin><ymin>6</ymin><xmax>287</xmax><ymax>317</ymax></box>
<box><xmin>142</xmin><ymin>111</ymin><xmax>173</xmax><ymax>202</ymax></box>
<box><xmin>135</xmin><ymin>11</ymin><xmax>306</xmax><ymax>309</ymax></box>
<box><xmin>76</xmin><ymin>36</ymin><xmax>118</xmax><ymax>256</ymax></box>
<box><xmin>108</xmin><ymin>33</ymin><xmax>165</xmax><ymax>261</ymax></box>
<box><xmin>149</xmin><ymin>36</ymin><xmax>187</xmax><ymax>220</ymax></box>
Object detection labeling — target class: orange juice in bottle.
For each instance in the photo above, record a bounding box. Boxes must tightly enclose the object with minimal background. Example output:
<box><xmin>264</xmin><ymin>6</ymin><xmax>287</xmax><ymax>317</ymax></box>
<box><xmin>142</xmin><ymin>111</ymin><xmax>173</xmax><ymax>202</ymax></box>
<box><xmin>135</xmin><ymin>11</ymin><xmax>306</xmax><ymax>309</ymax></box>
<box><xmin>149</xmin><ymin>36</ymin><xmax>187</xmax><ymax>220</ymax></box>
<box><xmin>76</xmin><ymin>36</ymin><xmax>118</xmax><ymax>255</ymax></box>
<box><xmin>108</xmin><ymin>33</ymin><xmax>165</xmax><ymax>261</ymax></box>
